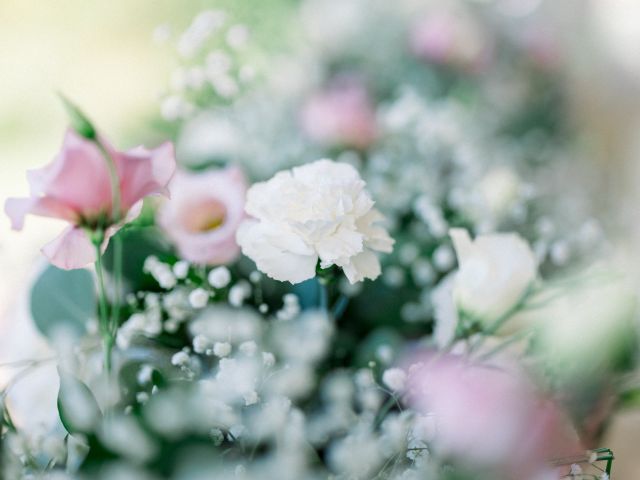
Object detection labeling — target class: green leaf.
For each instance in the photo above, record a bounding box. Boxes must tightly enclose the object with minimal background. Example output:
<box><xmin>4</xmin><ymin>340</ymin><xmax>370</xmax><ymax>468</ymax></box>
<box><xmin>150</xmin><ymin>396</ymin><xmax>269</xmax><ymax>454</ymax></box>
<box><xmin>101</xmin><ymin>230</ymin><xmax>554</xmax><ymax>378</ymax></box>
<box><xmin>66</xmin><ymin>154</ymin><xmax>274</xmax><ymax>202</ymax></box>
<box><xmin>57</xmin><ymin>93</ymin><xmax>97</xmax><ymax>140</ymax></box>
<box><xmin>30</xmin><ymin>266</ymin><xmax>95</xmax><ymax>339</ymax></box>
<box><xmin>57</xmin><ymin>368</ymin><xmax>102</xmax><ymax>434</ymax></box>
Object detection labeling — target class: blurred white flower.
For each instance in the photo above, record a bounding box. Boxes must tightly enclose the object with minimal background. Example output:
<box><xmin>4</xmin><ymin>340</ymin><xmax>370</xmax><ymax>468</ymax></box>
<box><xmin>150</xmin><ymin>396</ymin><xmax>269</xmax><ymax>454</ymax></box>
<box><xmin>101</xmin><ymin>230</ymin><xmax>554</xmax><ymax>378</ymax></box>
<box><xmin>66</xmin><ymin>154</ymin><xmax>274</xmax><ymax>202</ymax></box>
<box><xmin>188</xmin><ymin>288</ymin><xmax>209</xmax><ymax>309</ymax></box>
<box><xmin>172</xmin><ymin>260</ymin><xmax>190</xmax><ymax>279</ymax></box>
<box><xmin>431</xmin><ymin>274</ymin><xmax>459</xmax><ymax>348</ymax></box>
<box><xmin>532</xmin><ymin>268</ymin><xmax>637</xmax><ymax>377</ymax></box>
<box><xmin>237</xmin><ymin>159</ymin><xmax>394</xmax><ymax>284</ymax></box>
<box><xmin>190</xmin><ymin>306</ymin><xmax>262</xmax><ymax>345</ymax></box>
<box><xmin>382</xmin><ymin>368</ymin><xmax>407</xmax><ymax>392</ymax></box>
<box><xmin>229</xmin><ymin>281</ymin><xmax>251</xmax><ymax>307</ymax></box>
<box><xmin>450</xmin><ymin>228</ymin><xmax>537</xmax><ymax>327</ymax></box>
<box><xmin>208</xmin><ymin>266</ymin><xmax>232</xmax><ymax>289</ymax></box>
<box><xmin>213</xmin><ymin>342</ymin><xmax>232</xmax><ymax>358</ymax></box>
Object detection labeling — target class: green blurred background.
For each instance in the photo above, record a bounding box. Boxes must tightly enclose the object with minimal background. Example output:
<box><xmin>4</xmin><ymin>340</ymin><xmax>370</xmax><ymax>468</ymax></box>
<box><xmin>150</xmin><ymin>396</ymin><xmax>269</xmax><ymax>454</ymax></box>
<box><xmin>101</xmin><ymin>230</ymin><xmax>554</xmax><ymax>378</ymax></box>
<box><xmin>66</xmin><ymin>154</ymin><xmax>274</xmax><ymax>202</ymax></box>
<box><xmin>0</xmin><ymin>0</ymin><xmax>295</xmax><ymax>312</ymax></box>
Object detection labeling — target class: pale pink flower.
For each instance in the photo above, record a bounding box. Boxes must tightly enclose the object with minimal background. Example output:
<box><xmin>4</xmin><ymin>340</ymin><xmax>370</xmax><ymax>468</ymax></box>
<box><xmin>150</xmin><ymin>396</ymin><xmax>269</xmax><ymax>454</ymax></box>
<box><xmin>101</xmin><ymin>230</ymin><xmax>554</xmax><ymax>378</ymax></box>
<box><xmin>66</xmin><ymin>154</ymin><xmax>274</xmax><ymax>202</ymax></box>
<box><xmin>409</xmin><ymin>12</ymin><xmax>491</xmax><ymax>72</ymax></box>
<box><xmin>405</xmin><ymin>354</ymin><xmax>583</xmax><ymax>478</ymax></box>
<box><xmin>5</xmin><ymin>130</ymin><xmax>175</xmax><ymax>270</ymax></box>
<box><xmin>301</xmin><ymin>77</ymin><xmax>377</xmax><ymax>150</ymax></box>
<box><xmin>157</xmin><ymin>166</ymin><xmax>246</xmax><ymax>265</ymax></box>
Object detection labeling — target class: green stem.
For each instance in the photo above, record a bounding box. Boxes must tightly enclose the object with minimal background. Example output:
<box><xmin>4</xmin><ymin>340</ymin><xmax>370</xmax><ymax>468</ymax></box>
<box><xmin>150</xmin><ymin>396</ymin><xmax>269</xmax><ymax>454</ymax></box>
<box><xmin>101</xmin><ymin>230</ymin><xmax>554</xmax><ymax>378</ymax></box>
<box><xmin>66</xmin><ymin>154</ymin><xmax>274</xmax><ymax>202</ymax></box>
<box><xmin>374</xmin><ymin>393</ymin><xmax>399</xmax><ymax>429</ymax></box>
<box><xmin>318</xmin><ymin>281</ymin><xmax>329</xmax><ymax>312</ymax></box>
<box><xmin>94</xmin><ymin>240</ymin><xmax>113</xmax><ymax>374</ymax></box>
<box><xmin>111</xmin><ymin>234</ymin><xmax>123</xmax><ymax>337</ymax></box>
<box><xmin>94</xmin><ymin>140</ymin><xmax>124</xmax><ymax>362</ymax></box>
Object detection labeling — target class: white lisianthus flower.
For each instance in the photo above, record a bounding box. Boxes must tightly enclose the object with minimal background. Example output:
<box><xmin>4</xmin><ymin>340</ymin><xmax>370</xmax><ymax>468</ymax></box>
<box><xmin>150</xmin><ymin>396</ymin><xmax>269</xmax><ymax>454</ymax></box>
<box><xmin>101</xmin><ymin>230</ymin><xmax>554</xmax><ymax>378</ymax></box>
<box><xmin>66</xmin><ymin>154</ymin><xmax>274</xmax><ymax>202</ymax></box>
<box><xmin>236</xmin><ymin>159</ymin><xmax>394</xmax><ymax>284</ymax></box>
<box><xmin>450</xmin><ymin>228</ymin><xmax>537</xmax><ymax>326</ymax></box>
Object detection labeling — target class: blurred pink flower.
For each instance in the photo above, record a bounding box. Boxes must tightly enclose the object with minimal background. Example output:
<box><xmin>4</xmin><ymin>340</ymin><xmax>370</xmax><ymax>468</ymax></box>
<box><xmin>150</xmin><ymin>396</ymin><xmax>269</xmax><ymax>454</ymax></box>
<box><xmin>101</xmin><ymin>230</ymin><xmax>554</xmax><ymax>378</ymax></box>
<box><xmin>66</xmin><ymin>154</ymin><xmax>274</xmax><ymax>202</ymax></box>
<box><xmin>5</xmin><ymin>130</ymin><xmax>175</xmax><ymax>270</ymax></box>
<box><xmin>410</xmin><ymin>12</ymin><xmax>491</xmax><ymax>72</ymax></box>
<box><xmin>301</xmin><ymin>77</ymin><xmax>377</xmax><ymax>150</ymax></box>
<box><xmin>519</xmin><ymin>26</ymin><xmax>561</xmax><ymax>70</ymax></box>
<box><xmin>405</xmin><ymin>354</ymin><xmax>583</xmax><ymax>478</ymax></box>
<box><xmin>158</xmin><ymin>166</ymin><xmax>247</xmax><ymax>265</ymax></box>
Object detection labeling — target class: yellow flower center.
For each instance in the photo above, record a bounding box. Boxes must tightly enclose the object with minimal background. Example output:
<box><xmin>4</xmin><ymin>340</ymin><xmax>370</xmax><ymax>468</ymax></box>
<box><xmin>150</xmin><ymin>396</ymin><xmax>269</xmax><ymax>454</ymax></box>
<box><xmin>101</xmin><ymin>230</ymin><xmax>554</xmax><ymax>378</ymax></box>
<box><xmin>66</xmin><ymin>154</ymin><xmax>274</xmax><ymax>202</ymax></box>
<box><xmin>185</xmin><ymin>199</ymin><xmax>227</xmax><ymax>233</ymax></box>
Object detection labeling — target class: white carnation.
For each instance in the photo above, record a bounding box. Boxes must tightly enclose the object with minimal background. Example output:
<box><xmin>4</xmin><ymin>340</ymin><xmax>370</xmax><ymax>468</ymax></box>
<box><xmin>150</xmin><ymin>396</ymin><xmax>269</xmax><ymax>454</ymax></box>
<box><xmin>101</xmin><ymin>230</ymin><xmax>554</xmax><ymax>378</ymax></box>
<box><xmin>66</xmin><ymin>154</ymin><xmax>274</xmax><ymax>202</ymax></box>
<box><xmin>236</xmin><ymin>159</ymin><xmax>394</xmax><ymax>284</ymax></box>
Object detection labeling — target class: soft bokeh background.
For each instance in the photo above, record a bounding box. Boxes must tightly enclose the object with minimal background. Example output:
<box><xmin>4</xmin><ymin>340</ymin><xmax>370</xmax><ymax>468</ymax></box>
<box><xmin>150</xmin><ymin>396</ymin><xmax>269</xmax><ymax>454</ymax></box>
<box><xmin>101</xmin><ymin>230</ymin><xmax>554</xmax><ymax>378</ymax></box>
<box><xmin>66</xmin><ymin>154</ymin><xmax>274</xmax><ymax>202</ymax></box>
<box><xmin>1</xmin><ymin>0</ymin><xmax>640</xmax><ymax>477</ymax></box>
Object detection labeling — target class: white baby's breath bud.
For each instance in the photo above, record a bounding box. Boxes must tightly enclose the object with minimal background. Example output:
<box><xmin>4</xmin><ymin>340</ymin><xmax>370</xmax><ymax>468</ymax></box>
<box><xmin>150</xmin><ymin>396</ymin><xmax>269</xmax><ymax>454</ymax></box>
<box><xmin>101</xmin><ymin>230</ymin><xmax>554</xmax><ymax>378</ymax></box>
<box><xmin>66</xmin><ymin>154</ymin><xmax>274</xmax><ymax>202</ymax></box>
<box><xmin>382</xmin><ymin>368</ymin><xmax>407</xmax><ymax>392</ymax></box>
<box><xmin>262</xmin><ymin>352</ymin><xmax>275</xmax><ymax>367</ymax></box>
<box><xmin>399</xmin><ymin>243</ymin><xmax>420</xmax><ymax>265</ymax></box>
<box><xmin>243</xmin><ymin>390</ymin><xmax>259</xmax><ymax>406</ymax></box>
<box><xmin>355</xmin><ymin>369</ymin><xmax>375</xmax><ymax>388</ymax></box>
<box><xmin>213</xmin><ymin>342</ymin><xmax>232</xmax><ymax>358</ymax></box>
<box><xmin>137</xmin><ymin>365</ymin><xmax>154</xmax><ymax>386</ymax></box>
<box><xmin>212</xmin><ymin>75</ymin><xmax>239</xmax><ymax>98</ymax></box>
<box><xmin>239</xmin><ymin>64</ymin><xmax>256</xmax><ymax>84</ymax></box>
<box><xmin>550</xmin><ymin>240</ymin><xmax>570</xmax><ymax>266</ymax></box>
<box><xmin>145</xmin><ymin>292</ymin><xmax>160</xmax><ymax>308</ymax></box>
<box><xmin>276</xmin><ymin>294</ymin><xmax>301</xmax><ymax>320</ymax></box>
<box><xmin>157</xmin><ymin>270</ymin><xmax>176</xmax><ymax>289</ymax></box>
<box><xmin>259</xmin><ymin>303</ymin><xmax>268</xmax><ymax>313</ymax></box>
<box><xmin>160</xmin><ymin>96</ymin><xmax>186</xmax><ymax>122</ymax></box>
<box><xmin>164</xmin><ymin>318</ymin><xmax>180</xmax><ymax>333</ymax></box>
<box><xmin>282</xmin><ymin>292</ymin><xmax>296</xmax><ymax>304</ymax></box>
<box><xmin>249</xmin><ymin>271</ymin><xmax>261</xmax><ymax>283</ymax></box>
<box><xmin>383</xmin><ymin>266</ymin><xmax>405</xmax><ymax>288</ymax></box>
<box><xmin>208</xmin><ymin>266</ymin><xmax>231</xmax><ymax>288</ymax></box>
<box><xmin>189</xmin><ymin>288</ymin><xmax>209</xmax><ymax>309</ymax></box>
<box><xmin>192</xmin><ymin>334</ymin><xmax>211</xmax><ymax>354</ymax></box>
<box><xmin>206</xmin><ymin>51</ymin><xmax>232</xmax><ymax>75</ymax></box>
<box><xmin>142</xmin><ymin>255</ymin><xmax>176</xmax><ymax>290</ymax></box>
<box><xmin>210</xmin><ymin>428</ymin><xmax>224</xmax><ymax>446</ymax></box>
<box><xmin>171</xmin><ymin>351</ymin><xmax>190</xmax><ymax>367</ymax></box>
<box><xmin>229</xmin><ymin>281</ymin><xmax>251</xmax><ymax>307</ymax></box>
<box><xmin>376</xmin><ymin>345</ymin><xmax>393</xmax><ymax>364</ymax></box>
<box><xmin>412</xmin><ymin>259</ymin><xmax>435</xmax><ymax>286</ymax></box>
<box><xmin>432</xmin><ymin>244</ymin><xmax>455</xmax><ymax>271</ymax></box>
<box><xmin>239</xmin><ymin>341</ymin><xmax>257</xmax><ymax>356</ymax></box>
<box><xmin>226</xmin><ymin>24</ymin><xmax>249</xmax><ymax>49</ymax></box>
<box><xmin>136</xmin><ymin>392</ymin><xmax>150</xmax><ymax>404</ymax></box>
<box><xmin>173</xmin><ymin>260</ymin><xmax>190</xmax><ymax>279</ymax></box>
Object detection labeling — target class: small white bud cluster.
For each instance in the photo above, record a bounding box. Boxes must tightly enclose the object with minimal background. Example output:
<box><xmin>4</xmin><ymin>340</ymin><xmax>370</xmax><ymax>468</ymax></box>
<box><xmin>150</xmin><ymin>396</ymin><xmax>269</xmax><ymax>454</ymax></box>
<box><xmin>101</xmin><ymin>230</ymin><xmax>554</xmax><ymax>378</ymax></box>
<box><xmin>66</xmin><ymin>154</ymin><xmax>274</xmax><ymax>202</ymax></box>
<box><xmin>143</xmin><ymin>256</ymin><xmax>176</xmax><ymax>289</ymax></box>
<box><xmin>276</xmin><ymin>294</ymin><xmax>300</xmax><ymax>321</ymax></box>
<box><xmin>228</xmin><ymin>281</ymin><xmax>251</xmax><ymax>307</ymax></box>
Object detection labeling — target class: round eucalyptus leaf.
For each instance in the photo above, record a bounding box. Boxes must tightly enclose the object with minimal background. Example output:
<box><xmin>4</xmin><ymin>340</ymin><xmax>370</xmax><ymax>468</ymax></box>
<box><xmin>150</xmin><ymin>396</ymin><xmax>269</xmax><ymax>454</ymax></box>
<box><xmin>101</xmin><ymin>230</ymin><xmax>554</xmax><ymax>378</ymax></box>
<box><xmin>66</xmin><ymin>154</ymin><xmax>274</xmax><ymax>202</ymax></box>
<box><xmin>30</xmin><ymin>265</ymin><xmax>95</xmax><ymax>339</ymax></box>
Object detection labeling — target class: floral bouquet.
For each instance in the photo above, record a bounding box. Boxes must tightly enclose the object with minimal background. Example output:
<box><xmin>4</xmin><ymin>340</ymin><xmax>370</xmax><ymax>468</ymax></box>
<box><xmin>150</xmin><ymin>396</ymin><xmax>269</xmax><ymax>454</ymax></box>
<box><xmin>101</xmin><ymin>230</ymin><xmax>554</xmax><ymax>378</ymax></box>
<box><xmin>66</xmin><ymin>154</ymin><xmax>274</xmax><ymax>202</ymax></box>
<box><xmin>1</xmin><ymin>1</ymin><xmax>638</xmax><ymax>480</ymax></box>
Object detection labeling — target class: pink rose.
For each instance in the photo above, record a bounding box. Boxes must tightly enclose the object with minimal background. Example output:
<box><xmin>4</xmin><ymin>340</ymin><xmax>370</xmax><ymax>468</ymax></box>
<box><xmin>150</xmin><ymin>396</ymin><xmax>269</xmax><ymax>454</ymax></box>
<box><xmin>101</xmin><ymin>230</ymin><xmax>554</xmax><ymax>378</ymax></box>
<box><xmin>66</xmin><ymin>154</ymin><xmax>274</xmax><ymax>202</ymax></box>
<box><xmin>157</xmin><ymin>166</ymin><xmax>247</xmax><ymax>265</ymax></box>
<box><xmin>301</xmin><ymin>77</ymin><xmax>377</xmax><ymax>150</ymax></box>
<box><xmin>405</xmin><ymin>354</ymin><xmax>583</xmax><ymax>478</ymax></box>
<box><xmin>5</xmin><ymin>130</ymin><xmax>175</xmax><ymax>270</ymax></box>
